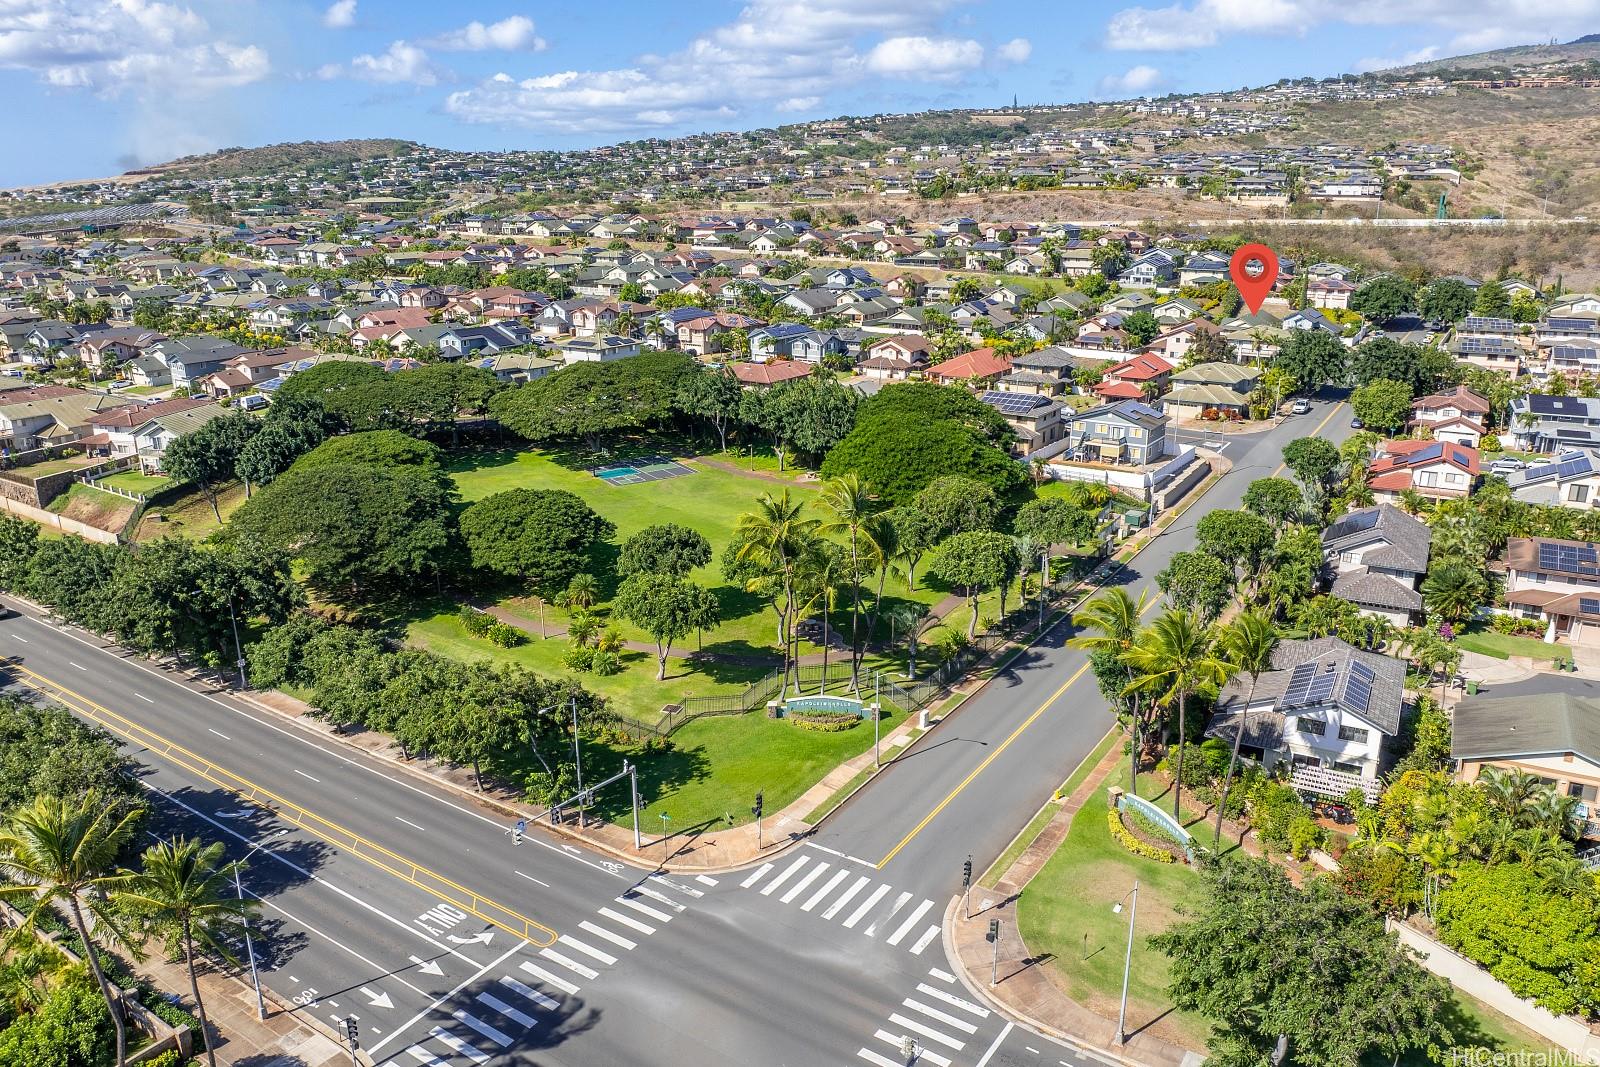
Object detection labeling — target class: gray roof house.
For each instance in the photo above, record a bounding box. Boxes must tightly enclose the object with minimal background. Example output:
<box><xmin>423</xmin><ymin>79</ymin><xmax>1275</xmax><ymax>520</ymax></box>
<box><xmin>1062</xmin><ymin>399</ymin><xmax>1169</xmax><ymax>466</ymax></box>
<box><xmin>1508</xmin><ymin>394</ymin><xmax>1600</xmax><ymax>452</ymax></box>
<box><xmin>1321</xmin><ymin>504</ymin><xmax>1432</xmax><ymax>624</ymax></box>
<box><xmin>1205</xmin><ymin>635</ymin><xmax>1405</xmax><ymax>800</ymax></box>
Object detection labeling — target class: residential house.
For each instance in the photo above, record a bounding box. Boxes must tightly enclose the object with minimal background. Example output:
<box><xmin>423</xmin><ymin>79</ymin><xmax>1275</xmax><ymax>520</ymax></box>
<box><xmin>1095</xmin><ymin>352</ymin><xmax>1173</xmax><ymax>402</ymax></box>
<box><xmin>1366</xmin><ymin>440</ymin><xmax>1479</xmax><ymax>503</ymax></box>
<box><xmin>729</xmin><ymin>360</ymin><xmax>812</xmax><ymax>388</ymax></box>
<box><xmin>1321</xmin><ymin>504</ymin><xmax>1431</xmax><ymax>626</ymax></box>
<box><xmin>857</xmin><ymin>335</ymin><xmax>931</xmax><ymax>381</ymax></box>
<box><xmin>1163</xmin><ymin>362</ymin><xmax>1259</xmax><ymax>421</ymax></box>
<box><xmin>87</xmin><ymin>396</ymin><xmax>218</xmax><ymax>460</ymax></box>
<box><xmin>1282</xmin><ymin>308</ymin><xmax>1339</xmax><ymax>334</ymax></box>
<box><xmin>471</xmin><ymin>352</ymin><xmax>558</xmax><ymax>384</ymax></box>
<box><xmin>78</xmin><ymin>327</ymin><xmax>164</xmax><ymax>374</ymax></box>
<box><xmin>1502</xmin><ymin>536</ymin><xmax>1600</xmax><ymax>643</ymax></box>
<box><xmin>1307</xmin><ymin>277</ymin><xmax>1357</xmax><ymax>310</ymax></box>
<box><xmin>1507</xmin><ymin>394</ymin><xmax>1600</xmax><ymax>452</ymax></box>
<box><xmin>1504</xmin><ymin>450</ymin><xmax>1600</xmax><ymax>510</ymax></box>
<box><xmin>1204</xmin><ymin>636</ymin><xmax>1404</xmax><ymax>799</ymax></box>
<box><xmin>1451</xmin><ymin>693</ymin><xmax>1600</xmax><ymax>838</ymax></box>
<box><xmin>1062</xmin><ymin>400</ymin><xmax>1169</xmax><ymax>466</ymax></box>
<box><xmin>1116</xmin><ymin>250</ymin><xmax>1177</xmax><ymax>289</ymax></box>
<box><xmin>557</xmin><ymin>336</ymin><xmax>641</xmax><ymax>363</ymax></box>
<box><xmin>0</xmin><ymin>387</ymin><xmax>119</xmax><ymax>451</ymax></box>
<box><xmin>1177</xmin><ymin>253</ymin><xmax>1230</xmax><ymax>287</ymax></box>
<box><xmin>978</xmin><ymin>390</ymin><xmax>1063</xmax><ymax>455</ymax></box>
<box><xmin>1410</xmin><ymin>385</ymin><xmax>1491</xmax><ymax>448</ymax></box>
<box><xmin>924</xmin><ymin>347</ymin><xmax>1013</xmax><ymax>386</ymax></box>
<box><xmin>146</xmin><ymin>337</ymin><xmax>251</xmax><ymax>390</ymax></box>
<box><xmin>437</xmin><ymin>323</ymin><xmax>536</xmax><ymax>359</ymax></box>
<box><xmin>998</xmin><ymin>347</ymin><xmax>1085</xmax><ymax>398</ymax></box>
<box><xmin>1142</xmin><ymin>320</ymin><xmax>1224</xmax><ymax>364</ymax></box>
<box><xmin>125</xmin><ymin>401</ymin><xmax>231</xmax><ymax>472</ymax></box>
<box><xmin>193</xmin><ymin>349</ymin><xmax>306</xmax><ymax>398</ymax></box>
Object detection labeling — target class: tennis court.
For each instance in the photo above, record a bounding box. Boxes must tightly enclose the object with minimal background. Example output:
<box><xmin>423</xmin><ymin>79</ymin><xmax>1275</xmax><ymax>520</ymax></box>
<box><xmin>591</xmin><ymin>456</ymin><xmax>697</xmax><ymax>486</ymax></box>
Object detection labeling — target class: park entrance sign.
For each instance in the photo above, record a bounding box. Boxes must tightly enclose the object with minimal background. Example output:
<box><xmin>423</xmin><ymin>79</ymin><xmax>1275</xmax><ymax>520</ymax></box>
<box><xmin>780</xmin><ymin>694</ymin><xmax>868</xmax><ymax>718</ymax></box>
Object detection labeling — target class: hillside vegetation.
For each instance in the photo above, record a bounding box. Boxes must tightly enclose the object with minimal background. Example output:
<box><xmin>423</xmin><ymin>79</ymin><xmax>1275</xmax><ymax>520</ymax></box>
<box><xmin>130</xmin><ymin>138</ymin><xmax>421</xmax><ymax>179</ymax></box>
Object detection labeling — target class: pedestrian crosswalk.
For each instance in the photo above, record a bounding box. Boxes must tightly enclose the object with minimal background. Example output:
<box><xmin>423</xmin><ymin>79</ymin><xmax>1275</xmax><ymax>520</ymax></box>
<box><xmin>397</xmin><ymin>871</ymin><xmax>711</xmax><ymax>1065</ymax></box>
<box><xmin>857</xmin><ymin>966</ymin><xmax>991</xmax><ymax>1067</ymax></box>
<box><xmin>738</xmin><ymin>851</ymin><xmax>942</xmax><ymax>955</ymax></box>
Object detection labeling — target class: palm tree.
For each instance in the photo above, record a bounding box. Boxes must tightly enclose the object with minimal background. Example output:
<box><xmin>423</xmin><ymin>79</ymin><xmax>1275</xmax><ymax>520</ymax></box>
<box><xmin>116</xmin><ymin>838</ymin><xmax>258</xmax><ymax>1067</ymax></box>
<box><xmin>1212</xmin><ymin>611</ymin><xmax>1279</xmax><ymax>849</ymax></box>
<box><xmin>887</xmin><ymin>602</ymin><xmax>931</xmax><ymax>677</ymax></box>
<box><xmin>817</xmin><ymin>474</ymin><xmax>881</xmax><ymax>690</ymax></box>
<box><xmin>557</xmin><ymin>573</ymin><xmax>600</xmax><ymax>613</ymax></box>
<box><xmin>0</xmin><ymin>792</ymin><xmax>144</xmax><ymax>1067</ymax></box>
<box><xmin>1069</xmin><ymin>588</ymin><xmax>1150</xmax><ymax>792</ymax></box>
<box><xmin>1124</xmin><ymin>609</ymin><xmax>1230</xmax><ymax>821</ymax></box>
<box><xmin>1421</xmin><ymin>562</ymin><xmax>1487</xmax><ymax>625</ymax></box>
<box><xmin>735</xmin><ymin>490</ymin><xmax>819</xmax><ymax>697</ymax></box>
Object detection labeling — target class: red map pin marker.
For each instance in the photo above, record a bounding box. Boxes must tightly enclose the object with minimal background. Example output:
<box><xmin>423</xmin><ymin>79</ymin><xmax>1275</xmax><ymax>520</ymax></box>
<box><xmin>1229</xmin><ymin>243</ymin><xmax>1279</xmax><ymax>314</ymax></box>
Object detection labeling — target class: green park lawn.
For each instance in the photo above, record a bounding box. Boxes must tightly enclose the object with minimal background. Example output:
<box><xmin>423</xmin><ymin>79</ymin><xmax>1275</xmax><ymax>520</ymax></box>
<box><xmin>97</xmin><ymin>469</ymin><xmax>172</xmax><ymax>495</ymax></box>
<box><xmin>134</xmin><ymin>481</ymin><xmax>246</xmax><ymax>541</ymax></box>
<box><xmin>1455</xmin><ymin>623</ymin><xmax>1572</xmax><ymax>666</ymax></box>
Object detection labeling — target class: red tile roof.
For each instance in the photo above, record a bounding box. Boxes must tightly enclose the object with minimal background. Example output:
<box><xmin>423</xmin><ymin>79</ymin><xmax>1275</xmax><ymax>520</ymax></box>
<box><xmin>1094</xmin><ymin>380</ymin><xmax>1147</xmax><ymax>400</ymax></box>
<box><xmin>730</xmin><ymin>360</ymin><xmax>812</xmax><ymax>386</ymax></box>
<box><xmin>1103</xmin><ymin>351</ymin><xmax>1173</xmax><ymax>381</ymax></box>
<box><xmin>926</xmin><ymin>347</ymin><xmax>1012</xmax><ymax>381</ymax></box>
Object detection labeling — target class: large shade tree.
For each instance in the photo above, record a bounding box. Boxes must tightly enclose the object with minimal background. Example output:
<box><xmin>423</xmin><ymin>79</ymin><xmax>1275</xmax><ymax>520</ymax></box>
<box><xmin>459</xmin><ymin>489</ymin><xmax>615</xmax><ymax>601</ymax></box>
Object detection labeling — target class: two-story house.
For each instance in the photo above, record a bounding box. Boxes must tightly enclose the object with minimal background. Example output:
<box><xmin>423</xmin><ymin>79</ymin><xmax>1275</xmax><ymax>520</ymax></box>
<box><xmin>1502</xmin><ymin>536</ymin><xmax>1600</xmax><ymax>643</ymax></box>
<box><xmin>1504</xmin><ymin>450</ymin><xmax>1600</xmax><ymax>509</ymax></box>
<box><xmin>1452</xmin><ymin>692</ymin><xmax>1600</xmax><ymax>841</ymax></box>
<box><xmin>1062</xmin><ymin>399</ymin><xmax>1169</xmax><ymax>466</ymax></box>
<box><xmin>1116</xmin><ymin>250</ymin><xmax>1177</xmax><ymax>289</ymax></box>
<box><xmin>1410</xmin><ymin>384</ymin><xmax>1491</xmax><ymax>448</ymax></box>
<box><xmin>1163</xmin><ymin>362</ymin><xmax>1259</xmax><ymax>421</ymax></box>
<box><xmin>1366</xmin><ymin>440</ymin><xmax>1479</xmax><ymax>503</ymax></box>
<box><xmin>1507</xmin><ymin>394</ymin><xmax>1600</xmax><ymax>452</ymax></box>
<box><xmin>857</xmin><ymin>335</ymin><xmax>931</xmax><ymax>380</ymax></box>
<box><xmin>1094</xmin><ymin>352</ymin><xmax>1173</xmax><ymax>402</ymax></box>
<box><xmin>1205</xmin><ymin>635</ymin><xmax>1405</xmax><ymax>800</ymax></box>
<box><xmin>1321</xmin><ymin>504</ymin><xmax>1431</xmax><ymax>625</ymax></box>
<box><xmin>997</xmin><ymin>347</ymin><xmax>1085</xmax><ymax>397</ymax></box>
<box><xmin>977</xmin><ymin>390</ymin><xmax>1063</xmax><ymax>456</ymax></box>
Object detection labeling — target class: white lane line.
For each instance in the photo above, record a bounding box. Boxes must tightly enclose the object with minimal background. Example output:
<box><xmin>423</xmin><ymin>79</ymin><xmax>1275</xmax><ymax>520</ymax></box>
<box><xmin>865</xmin><ymin>890</ymin><xmax>912</xmax><ymax>938</ymax></box>
<box><xmin>902</xmin><ymin>998</ymin><xmax>979</xmax><ymax>1034</ymax></box>
<box><xmin>207</xmin><ymin>728</ymin><xmax>231</xmax><ymax>740</ymax></box>
<box><xmin>451</xmin><ymin>1009</ymin><xmax>511</xmax><ymax>1047</ymax></box>
<box><xmin>780</xmin><ymin>860</ymin><xmax>829</xmax><ymax>904</ymax></box>
<box><xmin>558</xmin><ymin>935</ymin><xmax>616</xmax><ymax>966</ymax></box>
<box><xmin>539</xmin><ymin>947</ymin><xmax>599</xmax><ymax>981</ymax></box>
<box><xmin>69</xmin><ymin>661</ymin><xmax>87</xmax><ymax>671</ymax></box>
<box><xmin>916</xmin><ymin>983</ymin><xmax>990</xmax><ymax>1018</ymax></box>
<box><xmin>519</xmin><ymin>960</ymin><xmax>579</xmax><ymax>996</ymax></box>
<box><xmin>801</xmin><ymin>868</ymin><xmax>850</xmax><ymax>912</ymax></box>
<box><xmin>615</xmin><ymin>895</ymin><xmax>672</xmax><ymax>923</ymax></box>
<box><xmin>597</xmin><ymin>906</ymin><xmax>654</xmax><ymax>935</ymax></box>
<box><xmin>405</xmin><ymin>1048</ymin><xmax>448</xmax><ymax>1067</ymax></box>
<box><xmin>972</xmin><ymin>1021</ymin><xmax>1015</xmax><ymax>1067</ymax></box>
<box><xmin>739</xmin><ymin>862</ymin><xmax>774</xmax><ymax>889</ymax></box>
<box><xmin>759</xmin><ymin>855</ymin><xmax>810</xmax><ymax>897</ymax></box>
<box><xmin>821</xmin><ymin>875</ymin><xmax>870</xmax><ymax>920</ymax></box>
<box><xmin>578</xmin><ymin>920</ymin><xmax>635</xmax><ymax>950</ymax></box>
<box><xmin>498</xmin><ymin>975</ymin><xmax>559</xmax><ymax>1012</ymax></box>
<box><xmin>842</xmin><ymin>883</ymin><xmax>892</xmax><ymax>929</ymax></box>
<box><xmin>887</xmin><ymin>899</ymin><xmax>936</xmax><ymax>946</ymax></box>
<box><xmin>394</xmin><ymin>816</ymin><xmax>426</xmax><ymax>832</ymax></box>
<box><xmin>514</xmin><ymin>870</ymin><xmax>549</xmax><ymax>888</ymax></box>
<box><xmin>911</xmin><ymin>925</ymin><xmax>942</xmax><ymax>955</ymax></box>
<box><xmin>887</xmin><ymin>1013</ymin><xmax>965</xmax><ymax>1052</ymax></box>
<box><xmin>632</xmin><ymin>884</ymin><xmax>686</xmax><ymax>911</ymax></box>
<box><xmin>647</xmin><ymin>873</ymin><xmax>703</xmax><ymax>897</ymax></box>
<box><xmin>292</xmin><ymin>768</ymin><xmax>320</xmax><ymax>782</ymax></box>
<box><xmin>874</xmin><ymin>1032</ymin><xmax>953</xmax><ymax>1067</ymax></box>
<box><xmin>9</xmin><ymin>635</ymin><xmax>25</xmax><ymax>643</ymax></box>
<box><xmin>694</xmin><ymin>874</ymin><xmax>719</xmax><ymax>886</ymax></box>
<box><xmin>929</xmin><ymin>967</ymin><xmax>957</xmax><ymax>983</ymax></box>
<box><xmin>135</xmin><ymin>692</ymin><xmax>154</xmax><ymax>702</ymax></box>
<box><xmin>859</xmin><ymin>1048</ymin><xmax>906</xmax><ymax>1067</ymax></box>
<box><xmin>476</xmin><ymin>991</ymin><xmax>538</xmax><ymax>1030</ymax></box>
<box><xmin>430</xmin><ymin>1027</ymin><xmax>491</xmax><ymax>1065</ymax></box>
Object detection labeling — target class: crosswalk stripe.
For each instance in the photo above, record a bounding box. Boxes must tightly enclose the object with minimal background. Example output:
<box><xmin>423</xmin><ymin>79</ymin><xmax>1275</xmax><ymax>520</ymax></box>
<box><xmin>801</xmin><ymin>868</ymin><xmax>850</xmax><ymax>911</ymax></box>
<box><xmin>780</xmin><ymin>860</ymin><xmax>829</xmax><ymax>903</ymax></box>
<box><xmin>579</xmin><ymin>920</ymin><xmax>636</xmax><ymax>950</ymax></box>
<box><xmin>822</xmin><ymin>875</ymin><xmax>870</xmax><ymax>919</ymax></box>
<box><xmin>633</xmin><ymin>884</ymin><xmax>687</xmax><ymax>910</ymax></box>
<box><xmin>498</xmin><ymin>975</ymin><xmax>559</xmax><ymax>1012</ymax></box>
<box><xmin>843</xmin><ymin>883</ymin><xmax>892</xmax><ymax>929</ymax></box>
<box><xmin>695</xmin><ymin>874</ymin><xmax>719</xmax><ymax>886</ymax></box>
<box><xmin>911</xmin><ymin>925</ymin><xmax>941</xmax><ymax>955</ymax></box>
<box><xmin>616</xmin><ymin>895</ymin><xmax>673</xmax><ymax>923</ymax></box>
<box><xmin>739</xmin><ymin>862</ymin><xmax>774</xmax><ymax>888</ymax></box>
<box><xmin>759</xmin><ymin>855</ymin><xmax>810</xmax><ymax>896</ymax></box>
<box><xmin>519</xmin><ymin>960</ymin><xmax>580</xmax><ymax>997</ymax></box>
<box><xmin>429</xmin><ymin>1028</ymin><xmax>491</xmax><ymax>1065</ymax></box>
<box><xmin>558</xmin><ymin>935</ymin><xmax>616</xmax><ymax>966</ymax></box>
<box><xmin>874</xmin><ymin>1030</ymin><xmax>953</xmax><ymax>1067</ymax></box>
<box><xmin>476</xmin><ymin>992</ymin><xmax>539</xmax><ymax>1030</ymax></box>
<box><xmin>865</xmin><ymin>890</ymin><xmax>912</xmax><ymax>938</ymax></box>
<box><xmin>929</xmin><ymin>967</ymin><xmax>957</xmax><ymax>983</ymax></box>
<box><xmin>915</xmin><ymin>983</ymin><xmax>990</xmax><ymax>1018</ymax></box>
<box><xmin>649</xmin><ymin>873</ymin><xmax>704</xmax><ymax>897</ymax></box>
<box><xmin>902</xmin><ymin>998</ymin><xmax>979</xmax><ymax>1035</ymax></box>
<box><xmin>597</xmin><ymin>906</ymin><xmax>655</xmax><ymax>935</ymax></box>
<box><xmin>858</xmin><ymin>1048</ymin><xmax>906</xmax><ymax>1067</ymax></box>
<box><xmin>405</xmin><ymin>1048</ymin><xmax>448</xmax><ymax>1067</ymax></box>
<box><xmin>887</xmin><ymin>1013</ymin><xmax>965</xmax><ymax>1051</ymax></box>
<box><xmin>887</xmin><ymin>899</ymin><xmax>936</xmax><ymax>946</ymax></box>
<box><xmin>451</xmin><ymin>1009</ymin><xmax>512</xmax><ymax>1047</ymax></box>
<box><xmin>540</xmin><ymin>947</ymin><xmax>600</xmax><ymax>981</ymax></box>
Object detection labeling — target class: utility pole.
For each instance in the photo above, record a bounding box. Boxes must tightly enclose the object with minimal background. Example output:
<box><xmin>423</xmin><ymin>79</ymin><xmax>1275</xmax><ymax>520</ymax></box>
<box><xmin>570</xmin><ymin>696</ymin><xmax>584</xmax><ymax>824</ymax></box>
<box><xmin>1114</xmin><ymin>882</ymin><xmax>1140</xmax><ymax>1044</ymax></box>
<box><xmin>234</xmin><ymin>829</ymin><xmax>285</xmax><ymax>1021</ymax></box>
<box><xmin>872</xmin><ymin>671</ymin><xmax>882</xmax><ymax>768</ymax></box>
<box><xmin>628</xmin><ymin>762</ymin><xmax>641</xmax><ymax>850</ymax></box>
<box><xmin>987</xmin><ymin>918</ymin><xmax>1001</xmax><ymax>987</ymax></box>
<box><xmin>660</xmin><ymin>812</ymin><xmax>670</xmax><ymax>861</ymax></box>
<box><xmin>752</xmin><ymin>791</ymin><xmax>764</xmax><ymax>850</ymax></box>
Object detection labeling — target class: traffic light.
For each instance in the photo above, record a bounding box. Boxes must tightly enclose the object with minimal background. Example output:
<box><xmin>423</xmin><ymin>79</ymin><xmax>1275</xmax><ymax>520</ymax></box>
<box><xmin>987</xmin><ymin>919</ymin><xmax>1000</xmax><ymax>944</ymax></box>
<box><xmin>512</xmin><ymin>819</ymin><xmax>525</xmax><ymax>845</ymax></box>
<box><xmin>962</xmin><ymin>856</ymin><xmax>972</xmax><ymax>888</ymax></box>
<box><xmin>752</xmin><ymin>791</ymin><xmax>764</xmax><ymax>819</ymax></box>
<box><xmin>344</xmin><ymin>1017</ymin><xmax>359</xmax><ymax>1047</ymax></box>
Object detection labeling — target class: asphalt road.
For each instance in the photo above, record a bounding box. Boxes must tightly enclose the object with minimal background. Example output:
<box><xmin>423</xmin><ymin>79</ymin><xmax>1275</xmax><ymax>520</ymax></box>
<box><xmin>0</xmin><ymin>392</ymin><xmax>1354</xmax><ymax>1066</ymax></box>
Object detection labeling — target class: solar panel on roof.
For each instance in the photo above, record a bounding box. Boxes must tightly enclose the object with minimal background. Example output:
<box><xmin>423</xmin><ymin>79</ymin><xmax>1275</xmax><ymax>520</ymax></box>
<box><xmin>1582</xmin><ymin>598</ymin><xmax>1600</xmax><ymax>616</ymax></box>
<box><xmin>1283</xmin><ymin>662</ymin><xmax>1317</xmax><ymax>706</ymax></box>
<box><xmin>1307</xmin><ymin>666</ymin><xmax>1338</xmax><ymax>704</ymax></box>
<box><xmin>1409</xmin><ymin>442</ymin><xmax>1445</xmax><ymax>464</ymax></box>
<box><xmin>1345</xmin><ymin>661</ymin><xmax>1376</xmax><ymax>713</ymax></box>
<box><xmin>1324</xmin><ymin>509</ymin><xmax>1380</xmax><ymax>542</ymax></box>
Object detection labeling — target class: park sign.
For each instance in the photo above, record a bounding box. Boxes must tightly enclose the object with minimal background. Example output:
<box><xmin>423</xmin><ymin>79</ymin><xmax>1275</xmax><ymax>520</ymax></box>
<box><xmin>782</xmin><ymin>694</ymin><xmax>867</xmax><ymax>718</ymax></box>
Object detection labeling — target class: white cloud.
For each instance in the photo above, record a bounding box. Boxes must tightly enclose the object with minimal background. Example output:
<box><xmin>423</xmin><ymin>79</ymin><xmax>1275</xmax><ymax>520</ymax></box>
<box><xmin>777</xmin><ymin>95</ymin><xmax>822</xmax><ymax>112</ymax></box>
<box><xmin>444</xmin><ymin>0</ymin><xmax>1006</xmax><ymax>133</ymax></box>
<box><xmin>1352</xmin><ymin>45</ymin><xmax>1439</xmax><ymax>73</ymax></box>
<box><xmin>1105</xmin><ymin>0</ymin><xmax>1600</xmax><ymax>52</ymax></box>
<box><xmin>347</xmin><ymin>41</ymin><xmax>439</xmax><ymax>86</ymax></box>
<box><xmin>1098</xmin><ymin>64</ymin><xmax>1165</xmax><ymax>96</ymax></box>
<box><xmin>996</xmin><ymin>37</ymin><xmax>1033</xmax><ymax>63</ymax></box>
<box><xmin>322</xmin><ymin>0</ymin><xmax>357</xmax><ymax>29</ymax></box>
<box><xmin>423</xmin><ymin>16</ymin><xmax>546</xmax><ymax>52</ymax></box>
<box><xmin>865</xmin><ymin>36</ymin><xmax>984</xmax><ymax>78</ymax></box>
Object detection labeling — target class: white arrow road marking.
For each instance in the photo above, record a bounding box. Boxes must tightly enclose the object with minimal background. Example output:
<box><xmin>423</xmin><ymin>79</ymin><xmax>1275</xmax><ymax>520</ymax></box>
<box><xmin>408</xmin><ymin>955</ymin><xmax>444</xmax><ymax>977</ymax></box>
<box><xmin>360</xmin><ymin>986</ymin><xmax>393</xmax><ymax>1010</ymax></box>
<box><xmin>215</xmin><ymin>810</ymin><xmax>254</xmax><ymax>819</ymax></box>
<box><xmin>446</xmin><ymin>930</ymin><xmax>494</xmax><ymax>945</ymax></box>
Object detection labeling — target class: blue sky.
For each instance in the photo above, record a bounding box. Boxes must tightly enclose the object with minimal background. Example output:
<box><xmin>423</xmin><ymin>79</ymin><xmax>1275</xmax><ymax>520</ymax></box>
<box><xmin>4</xmin><ymin>0</ymin><xmax>1598</xmax><ymax>187</ymax></box>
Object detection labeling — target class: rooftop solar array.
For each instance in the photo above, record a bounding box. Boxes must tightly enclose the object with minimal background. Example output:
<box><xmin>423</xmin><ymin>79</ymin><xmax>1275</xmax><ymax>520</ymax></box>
<box><xmin>1306</xmin><ymin>664</ymin><xmax>1338</xmax><ymax>704</ymax></box>
<box><xmin>1407</xmin><ymin>442</ymin><xmax>1445</xmax><ymax>464</ymax></box>
<box><xmin>1461</xmin><ymin>316</ymin><xmax>1516</xmax><ymax>334</ymax></box>
<box><xmin>1582</xmin><ymin>598</ymin><xmax>1600</xmax><ymax>616</ymax></box>
<box><xmin>1324</xmin><ymin>509</ymin><xmax>1380</xmax><ymax>542</ymax></box>
<box><xmin>1345</xmin><ymin>661</ymin><xmax>1376</xmax><ymax>713</ymax></box>
<box><xmin>980</xmin><ymin>390</ymin><xmax>1051</xmax><ymax>415</ymax></box>
<box><xmin>1546</xmin><ymin>317</ymin><xmax>1600</xmax><ymax>333</ymax></box>
<box><xmin>1455</xmin><ymin>337</ymin><xmax>1516</xmax><ymax>354</ymax></box>
<box><xmin>1283</xmin><ymin>662</ymin><xmax>1317</xmax><ymax>706</ymax></box>
<box><xmin>1538</xmin><ymin>541</ymin><xmax>1600</xmax><ymax>575</ymax></box>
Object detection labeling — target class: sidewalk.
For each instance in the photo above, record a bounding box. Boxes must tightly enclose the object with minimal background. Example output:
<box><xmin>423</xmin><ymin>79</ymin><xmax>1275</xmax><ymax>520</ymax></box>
<box><xmin>947</xmin><ymin>740</ymin><xmax>1206</xmax><ymax>1067</ymax></box>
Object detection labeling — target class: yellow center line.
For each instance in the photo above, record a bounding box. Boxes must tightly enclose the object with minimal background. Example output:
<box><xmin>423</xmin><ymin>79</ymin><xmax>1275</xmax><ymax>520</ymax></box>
<box><xmin>874</xmin><ymin>399</ymin><xmax>1345</xmax><ymax>869</ymax></box>
<box><xmin>8</xmin><ymin>662</ymin><xmax>558</xmax><ymax>948</ymax></box>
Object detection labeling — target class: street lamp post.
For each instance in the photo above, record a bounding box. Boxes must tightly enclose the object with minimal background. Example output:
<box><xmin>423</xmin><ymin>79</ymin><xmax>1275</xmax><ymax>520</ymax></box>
<box><xmin>195</xmin><ymin>588</ymin><xmax>247</xmax><ymax>689</ymax></box>
<box><xmin>235</xmin><ymin>829</ymin><xmax>287</xmax><ymax>1020</ymax></box>
<box><xmin>1113</xmin><ymin>881</ymin><xmax>1139</xmax><ymax>1045</ymax></box>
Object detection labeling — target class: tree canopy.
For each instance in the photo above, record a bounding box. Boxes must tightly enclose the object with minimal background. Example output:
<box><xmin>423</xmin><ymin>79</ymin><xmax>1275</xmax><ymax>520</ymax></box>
<box><xmin>290</xmin><ymin>429</ymin><xmax>442</xmax><ymax>472</ymax></box>
<box><xmin>1419</xmin><ymin>278</ymin><xmax>1475</xmax><ymax>323</ymax></box>
<box><xmin>1273</xmin><ymin>330</ymin><xmax>1347</xmax><ymax>389</ymax></box>
<box><xmin>617</xmin><ymin>523</ymin><xmax>712</xmax><ymax>579</ymax></box>
<box><xmin>490</xmin><ymin>350</ymin><xmax>696</xmax><ymax>450</ymax></box>
<box><xmin>1349</xmin><ymin>274</ymin><xmax>1417</xmax><ymax>323</ymax></box>
<box><xmin>458</xmin><ymin>489</ymin><xmax>615</xmax><ymax>598</ymax></box>
<box><xmin>1350</xmin><ymin>378</ymin><xmax>1414</xmax><ymax>432</ymax></box>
